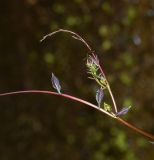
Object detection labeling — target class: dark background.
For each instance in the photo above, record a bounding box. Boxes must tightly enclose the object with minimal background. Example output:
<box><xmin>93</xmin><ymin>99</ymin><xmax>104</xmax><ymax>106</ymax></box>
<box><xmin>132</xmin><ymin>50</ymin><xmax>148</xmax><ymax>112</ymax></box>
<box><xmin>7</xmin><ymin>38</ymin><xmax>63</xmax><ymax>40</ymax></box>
<box><xmin>0</xmin><ymin>0</ymin><xmax>154</xmax><ymax>159</ymax></box>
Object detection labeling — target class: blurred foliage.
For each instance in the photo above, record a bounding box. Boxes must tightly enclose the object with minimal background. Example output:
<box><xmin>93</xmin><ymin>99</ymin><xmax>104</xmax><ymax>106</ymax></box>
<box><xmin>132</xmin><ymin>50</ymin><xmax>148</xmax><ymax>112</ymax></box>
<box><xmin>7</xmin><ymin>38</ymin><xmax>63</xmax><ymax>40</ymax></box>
<box><xmin>0</xmin><ymin>0</ymin><xmax>154</xmax><ymax>159</ymax></box>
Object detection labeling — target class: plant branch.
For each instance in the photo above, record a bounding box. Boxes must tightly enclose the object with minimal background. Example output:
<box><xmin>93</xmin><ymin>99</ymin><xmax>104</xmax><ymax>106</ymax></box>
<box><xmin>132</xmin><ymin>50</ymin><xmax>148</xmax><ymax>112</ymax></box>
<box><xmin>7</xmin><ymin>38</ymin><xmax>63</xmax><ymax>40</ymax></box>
<box><xmin>117</xmin><ymin>117</ymin><xmax>154</xmax><ymax>140</ymax></box>
<box><xmin>0</xmin><ymin>90</ymin><xmax>154</xmax><ymax>140</ymax></box>
<box><xmin>40</xmin><ymin>29</ymin><xmax>118</xmax><ymax>113</ymax></box>
<box><xmin>0</xmin><ymin>90</ymin><xmax>115</xmax><ymax>118</ymax></box>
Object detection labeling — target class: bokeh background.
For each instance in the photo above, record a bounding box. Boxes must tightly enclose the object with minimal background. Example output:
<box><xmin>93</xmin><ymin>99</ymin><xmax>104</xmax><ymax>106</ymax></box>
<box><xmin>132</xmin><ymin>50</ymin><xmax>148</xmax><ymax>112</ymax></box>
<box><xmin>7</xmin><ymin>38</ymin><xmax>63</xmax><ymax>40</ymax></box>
<box><xmin>0</xmin><ymin>0</ymin><xmax>154</xmax><ymax>159</ymax></box>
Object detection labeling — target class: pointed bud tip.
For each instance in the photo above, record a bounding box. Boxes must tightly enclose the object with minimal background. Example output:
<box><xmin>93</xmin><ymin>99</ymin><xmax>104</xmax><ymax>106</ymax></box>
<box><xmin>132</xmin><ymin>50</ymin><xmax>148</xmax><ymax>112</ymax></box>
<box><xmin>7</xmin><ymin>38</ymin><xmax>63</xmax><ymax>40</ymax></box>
<box><xmin>51</xmin><ymin>73</ymin><xmax>61</xmax><ymax>94</ymax></box>
<box><xmin>96</xmin><ymin>88</ymin><xmax>104</xmax><ymax>107</ymax></box>
<box><xmin>115</xmin><ymin>106</ymin><xmax>131</xmax><ymax>116</ymax></box>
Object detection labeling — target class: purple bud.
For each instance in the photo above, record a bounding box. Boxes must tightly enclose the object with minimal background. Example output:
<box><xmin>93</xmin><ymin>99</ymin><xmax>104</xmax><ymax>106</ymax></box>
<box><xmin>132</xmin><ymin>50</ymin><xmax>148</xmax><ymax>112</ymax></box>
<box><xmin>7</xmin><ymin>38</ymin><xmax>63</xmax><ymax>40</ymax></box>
<box><xmin>96</xmin><ymin>88</ymin><xmax>104</xmax><ymax>107</ymax></box>
<box><xmin>116</xmin><ymin>106</ymin><xmax>131</xmax><ymax>116</ymax></box>
<box><xmin>51</xmin><ymin>73</ymin><xmax>61</xmax><ymax>94</ymax></box>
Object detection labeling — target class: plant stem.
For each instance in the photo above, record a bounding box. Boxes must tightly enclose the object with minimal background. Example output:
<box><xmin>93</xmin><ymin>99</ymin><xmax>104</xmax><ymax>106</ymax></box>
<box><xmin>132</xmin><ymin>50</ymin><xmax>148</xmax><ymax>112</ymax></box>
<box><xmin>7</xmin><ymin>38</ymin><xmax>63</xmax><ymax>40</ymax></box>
<box><xmin>117</xmin><ymin>117</ymin><xmax>154</xmax><ymax>140</ymax></box>
<box><xmin>107</xmin><ymin>85</ymin><xmax>118</xmax><ymax>113</ymax></box>
<box><xmin>0</xmin><ymin>90</ymin><xmax>154</xmax><ymax>140</ymax></box>
<box><xmin>0</xmin><ymin>90</ymin><xmax>115</xmax><ymax>118</ymax></box>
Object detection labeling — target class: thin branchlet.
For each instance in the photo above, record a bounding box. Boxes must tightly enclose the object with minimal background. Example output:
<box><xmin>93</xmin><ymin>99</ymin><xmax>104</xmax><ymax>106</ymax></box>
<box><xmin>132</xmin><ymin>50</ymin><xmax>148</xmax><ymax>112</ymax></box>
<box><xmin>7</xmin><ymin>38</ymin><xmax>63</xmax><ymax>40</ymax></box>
<box><xmin>0</xmin><ymin>29</ymin><xmax>153</xmax><ymax>141</ymax></box>
<box><xmin>0</xmin><ymin>90</ymin><xmax>154</xmax><ymax>140</ymax></box>
<box><xmin>41</xmin><ymin>29</ymin><xmax>118</xmax><ymax>113</ymax></box>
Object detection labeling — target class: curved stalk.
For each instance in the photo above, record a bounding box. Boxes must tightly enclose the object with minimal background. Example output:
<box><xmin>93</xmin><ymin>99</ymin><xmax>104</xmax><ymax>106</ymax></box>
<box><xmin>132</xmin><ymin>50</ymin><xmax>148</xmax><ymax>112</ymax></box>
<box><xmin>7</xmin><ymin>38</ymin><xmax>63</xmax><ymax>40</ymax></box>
<box><xmin>0</xmin><ymin>90</ymin><xmax>115</xmax><ymax>118</ymax></box>
<box><xmin>0</xmin><ymin>90</ymin><xmax>154</xmax><ymax>140</ymax></box>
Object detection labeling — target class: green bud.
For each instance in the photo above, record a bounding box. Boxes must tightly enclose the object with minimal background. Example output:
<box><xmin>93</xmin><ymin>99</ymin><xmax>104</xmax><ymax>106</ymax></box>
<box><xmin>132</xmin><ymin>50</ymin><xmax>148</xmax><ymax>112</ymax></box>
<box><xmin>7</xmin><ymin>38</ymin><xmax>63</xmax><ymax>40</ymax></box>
<box><xmin>104</xmin><ymin>102</ymin><xmax>111</xmax><ymax>112</ymax></box>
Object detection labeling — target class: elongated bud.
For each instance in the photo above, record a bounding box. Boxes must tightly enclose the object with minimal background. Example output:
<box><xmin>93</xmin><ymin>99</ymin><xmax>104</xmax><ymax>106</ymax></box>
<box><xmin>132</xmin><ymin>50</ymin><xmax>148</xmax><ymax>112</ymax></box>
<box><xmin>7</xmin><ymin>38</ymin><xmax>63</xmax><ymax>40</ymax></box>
<box><xmin>51</xmin><ymin>73</ymin><xmax>61</xmax><ymax>94</ymax></box>
<box><xmin>96</xmin><ymin>88</ymin><xmax>104</xmax><ymax>107</ymax></box>
<box><xmin>115</xmin><ymin>106</ymin><xmax>131</xmax><ymax>116</ymax></box>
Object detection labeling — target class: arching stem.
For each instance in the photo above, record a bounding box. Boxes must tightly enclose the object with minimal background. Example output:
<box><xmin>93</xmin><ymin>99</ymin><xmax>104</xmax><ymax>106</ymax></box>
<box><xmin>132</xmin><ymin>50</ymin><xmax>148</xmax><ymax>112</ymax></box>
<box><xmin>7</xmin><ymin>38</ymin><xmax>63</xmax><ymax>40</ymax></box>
<box><xmin>0</xmin><ymin>90</ymin><xmax>154</xmax><ymax>140</ymax></box>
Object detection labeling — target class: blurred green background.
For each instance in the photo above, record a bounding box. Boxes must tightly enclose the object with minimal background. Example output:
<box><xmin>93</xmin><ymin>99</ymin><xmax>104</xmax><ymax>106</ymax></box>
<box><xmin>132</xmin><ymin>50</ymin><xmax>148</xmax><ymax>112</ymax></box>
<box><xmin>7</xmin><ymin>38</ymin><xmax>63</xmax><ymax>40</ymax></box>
<box><xmin>0</xmin><ymin>0</ymin><xmax>154</xmax><ymax>159</ymax></box>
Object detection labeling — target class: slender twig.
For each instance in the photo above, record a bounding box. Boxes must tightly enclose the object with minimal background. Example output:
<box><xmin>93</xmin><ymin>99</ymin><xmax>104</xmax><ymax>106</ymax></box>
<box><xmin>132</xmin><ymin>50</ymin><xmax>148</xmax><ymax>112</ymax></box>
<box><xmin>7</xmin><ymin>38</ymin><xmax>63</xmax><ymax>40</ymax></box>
<box><xmin>40</xmin><ymin>29</ymin><xmax>118</xmax><ymax>113</ymax></box>
<box><xmin>117</xmin><ymin>117</ymin><xmax>154</xmax><ymax>139</ymax></box>
<box><xmin>40</xmin><ymin>29</ymin><xmax>92</xmax><ymax>51</ymax></box>
<box><xmin>0</xmin><ymin>90</ymin><xmax>115</xmax><ymax>118</ymax></box>
<box><xmin>0</xmin><ymin>90</ymin><xmax>154</xmax><ymax>140</ymax></box>
<box><xmin>107</xmin><ymin>85</ymin><xmax>118</xmax><ymax>113</ymax></box>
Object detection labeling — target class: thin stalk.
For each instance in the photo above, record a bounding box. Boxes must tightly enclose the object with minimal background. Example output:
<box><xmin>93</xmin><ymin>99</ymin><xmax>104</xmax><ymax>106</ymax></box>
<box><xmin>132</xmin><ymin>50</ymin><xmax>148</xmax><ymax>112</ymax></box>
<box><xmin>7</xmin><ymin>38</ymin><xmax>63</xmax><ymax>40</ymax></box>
<box><xmin>40</xmin><ymin>29</ymin><xmax>92</xmax><ymax>52</ymax></box>
<box><xmin>0</xmin><ymin>90</ymin><xmax>115</xmax><ymax>118</ymax></box>
<box><xmin>0</xmin><ymin>90</ymin><xmax>154</xmax><ymax>140</ymax></box>
<box><xmin>117</xmin><ymin>117</ymin><xmax>154</xmax><ymax>140</ymax></box>
<box><xmin>107</xmin><ymin>85</ymin><xmax>118</xmax><ymax>113</ymax></box>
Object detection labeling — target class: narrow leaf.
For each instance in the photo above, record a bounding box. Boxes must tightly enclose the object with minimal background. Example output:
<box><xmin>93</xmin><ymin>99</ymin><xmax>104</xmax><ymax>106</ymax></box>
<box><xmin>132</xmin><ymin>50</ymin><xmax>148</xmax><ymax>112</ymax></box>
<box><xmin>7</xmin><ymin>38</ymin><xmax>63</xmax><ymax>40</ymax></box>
<box><xmin>51</xmin><ymin>73</ymin><xmax>61</xmax><ymax>94</ymax></box>
<box><xmin>96</xmin><ymin>88</ymin><xmax>104</xmax><ymax>107</ymax></box>
<box><xmin>116</xmin><ymin>106</ymin><xmax>131</xmax><ymax>116</ymax></box>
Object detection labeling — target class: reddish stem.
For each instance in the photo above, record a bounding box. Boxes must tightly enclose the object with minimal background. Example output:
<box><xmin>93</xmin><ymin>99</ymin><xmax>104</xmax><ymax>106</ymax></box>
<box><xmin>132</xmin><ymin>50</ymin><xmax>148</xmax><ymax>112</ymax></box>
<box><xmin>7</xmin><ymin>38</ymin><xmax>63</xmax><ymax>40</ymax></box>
<box><xmin>0</xmin><ymin>90</ymin><xmax>114</xmax><ymax>117</ymax></box>
<box><xmin>0</xmin><ymin>90</ymin><xmax>154</xmax><ymax>140</ymax></box>
<box><xmin>117</xmin><ymin>117</ymin><xmax>154</xmax><ymax>140</ymax></box>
